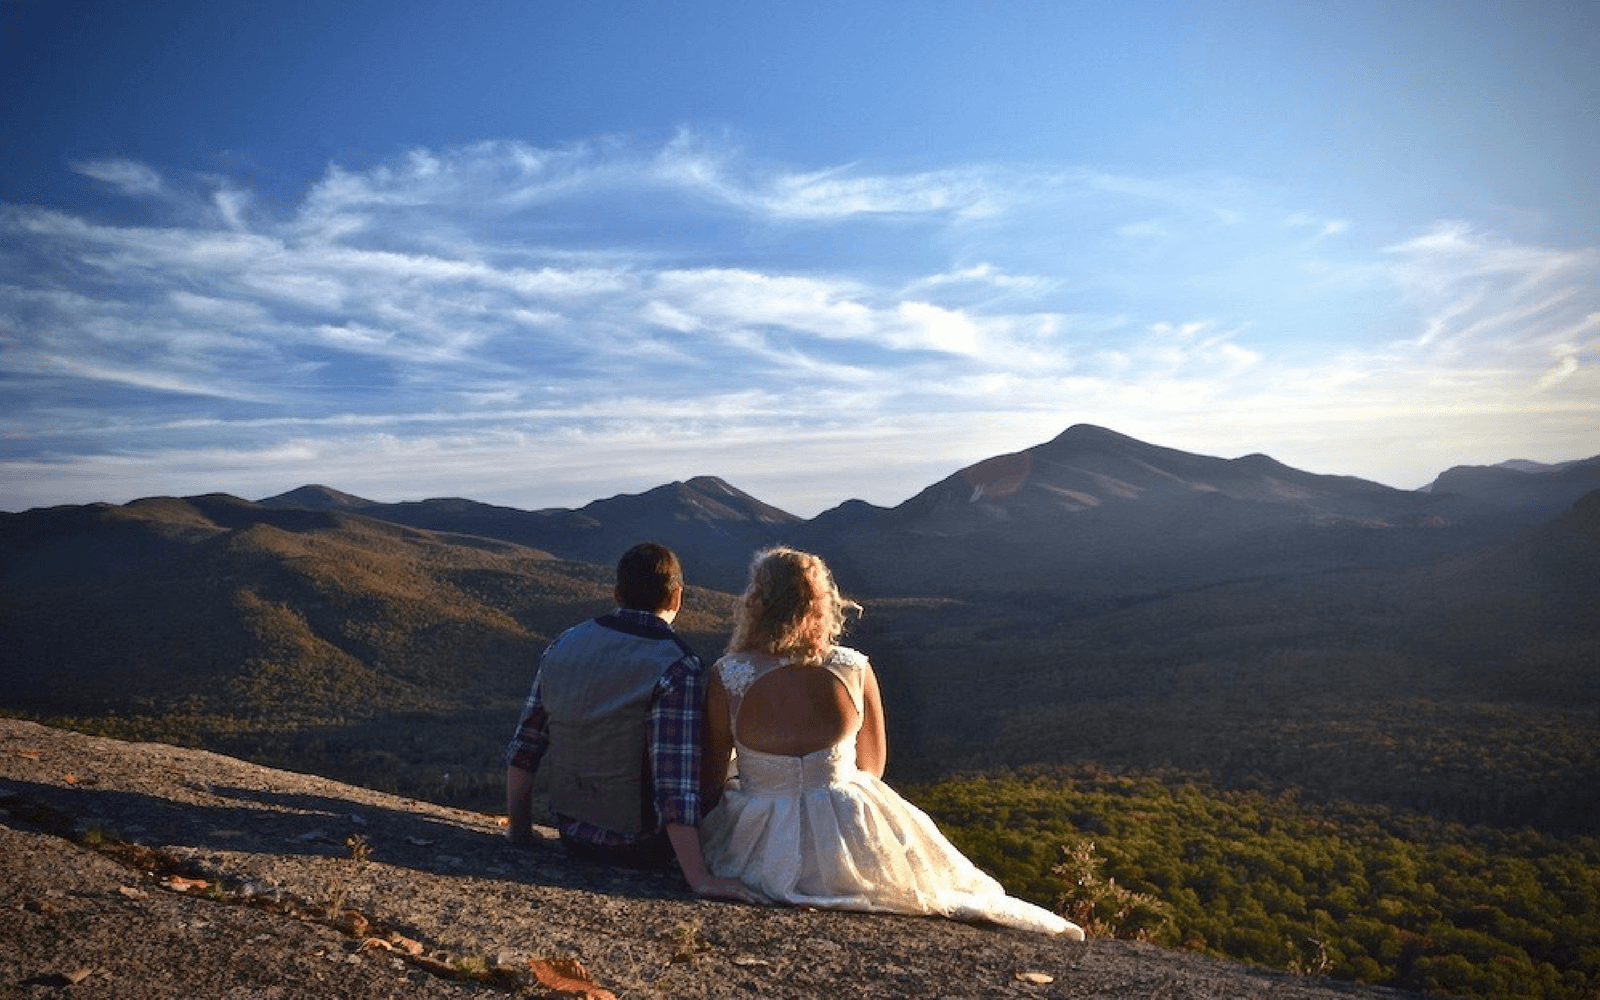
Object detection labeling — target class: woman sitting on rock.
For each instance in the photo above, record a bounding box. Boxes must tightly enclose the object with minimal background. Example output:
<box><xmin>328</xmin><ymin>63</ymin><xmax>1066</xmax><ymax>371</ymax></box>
<box><xmin>699</xmin><ymin>546</ymin><xmax>1083</xmax><ymax>937</ymax></box>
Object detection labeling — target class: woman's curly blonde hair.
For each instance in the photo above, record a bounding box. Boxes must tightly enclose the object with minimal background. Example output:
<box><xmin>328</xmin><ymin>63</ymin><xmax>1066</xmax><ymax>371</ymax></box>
<box><xmin>728</xmin><ymin>547</ymin><xmax>860</xmax><ymax>665</ymax></box>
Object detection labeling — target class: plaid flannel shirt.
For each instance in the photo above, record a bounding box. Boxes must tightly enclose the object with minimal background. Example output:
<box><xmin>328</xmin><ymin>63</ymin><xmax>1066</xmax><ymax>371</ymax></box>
<box><xmin>505</xmin><ymin>609</ymin><xmax>705</xmax><ymax>847</ymax></box>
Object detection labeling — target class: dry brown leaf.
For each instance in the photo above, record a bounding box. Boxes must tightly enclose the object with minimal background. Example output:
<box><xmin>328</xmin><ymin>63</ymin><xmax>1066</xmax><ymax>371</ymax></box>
<box><xmin>529</xmin><ymin>958</ymin><xmax>618</xmax><ymax>1000</ymax></box>
<box><xmin>62</xmin><ymin>773</ymin><xmax>79</xmax><ymax>784</ymax></box>
<box><xmin>62</xmin><ymin>968</ymin><xmax>94</xmax><ymax>985</ymax></box>
<box><xmin>390</xmin><ymin>935</ymin><xmax>424</xmax><ymax>956</ymax></box>
<box><xmin>16</xmin><ymin>750</ymin><xmax>40</xmax><ymax>760</ymax></box>
<box><xmin>162</xmin><ymin>876</ymin><xmax>210</xmax><ymax>892</ymax></box>
<box><xmin>117</xmin><ymin>886</ymin><xmax>148</xmax><ymax>899</ymax></box>
<box><xmin>1015</xmin><ymin>970</ymin><xmax>1055</xmax><ymax>984</ymax></box>
<box><xmin>495</xmin><ymin>816</ymin><xmax>509</xmax><ymax>827</ymax></box>
<box><xmin>358</xmin><ymin>938</ymin><xmax>395</xmax><ymax>953</ymax></box>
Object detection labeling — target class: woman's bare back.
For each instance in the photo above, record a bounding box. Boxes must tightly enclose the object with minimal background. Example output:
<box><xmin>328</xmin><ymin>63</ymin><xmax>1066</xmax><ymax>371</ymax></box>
<box><xmin>734</xmin><ymin>661</ymin><xmax>859</xmax><ymax>757</ymax></box>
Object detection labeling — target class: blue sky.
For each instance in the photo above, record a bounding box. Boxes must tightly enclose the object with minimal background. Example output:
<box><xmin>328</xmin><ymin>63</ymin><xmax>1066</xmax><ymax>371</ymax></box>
<box><xmin>2</xmin><ymin>0</ymin><xmax>1596</xmax><ymax>517</ymax></box>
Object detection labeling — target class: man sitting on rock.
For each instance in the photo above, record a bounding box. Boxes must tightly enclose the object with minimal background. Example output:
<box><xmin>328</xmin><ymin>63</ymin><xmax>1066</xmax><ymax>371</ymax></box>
<box><xmin>504</xmin><ymin>542</ymin><xmax>758</xmax><ymax>902</ymax></box>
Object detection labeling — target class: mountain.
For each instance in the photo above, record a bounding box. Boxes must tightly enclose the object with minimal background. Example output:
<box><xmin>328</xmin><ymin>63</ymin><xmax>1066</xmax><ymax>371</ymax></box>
<box><xmin>798</xmin><ymin>424</ymin><xmax>1502</xmax><ymax>598</ymax></box>
<box><xmin>260</xmin><ymin>484</ymin><xmax>375</xmax><ymax>509</ymax></box>
<box><xmin>1423</xmin><ymin>453</ymin><xmax>1600</xmax><ymax>518</ymax></box>
<box><xmin>0</xmin><ymin>492</ymin><xmax>733</xmax><ymax>720</ymax></box>
<box><xmin>260</xmin><ymin>475</ymin><xmax>798</xmax><ymax>592</ymax></box>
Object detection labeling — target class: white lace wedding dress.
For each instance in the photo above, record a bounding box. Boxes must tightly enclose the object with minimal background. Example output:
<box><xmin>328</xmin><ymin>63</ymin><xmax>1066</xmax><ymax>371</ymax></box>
<box><xmin>700</xmin><ymin>647</ymin><xmax>1082</xmax><ymax>937</ymax></box>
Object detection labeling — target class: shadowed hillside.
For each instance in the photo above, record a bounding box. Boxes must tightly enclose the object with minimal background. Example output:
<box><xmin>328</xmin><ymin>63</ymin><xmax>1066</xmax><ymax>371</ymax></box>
<box><xmin>4</xmin><ymin>494</ymin><xmax>588</xmax><ymax>716</ymax></box>
<box><xmin>861</xmin><ymin>486</ymin><xmax>1600</xmax><ymax>833</ymax></box>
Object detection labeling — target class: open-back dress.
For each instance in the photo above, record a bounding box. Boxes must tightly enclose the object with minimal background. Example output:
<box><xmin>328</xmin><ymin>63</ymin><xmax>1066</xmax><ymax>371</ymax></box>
<box><xmin>700</xmin><ymin>646</ymin><xmax>1082</xmax><ymax>937</ymax></box>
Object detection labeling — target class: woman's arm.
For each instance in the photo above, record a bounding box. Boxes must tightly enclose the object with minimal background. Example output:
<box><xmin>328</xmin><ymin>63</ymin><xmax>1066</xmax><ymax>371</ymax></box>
<box><xmin>855</xmin><ymin>662</ymin><xmax>888</xmax><ymax>778</ymax></box>
<box><xmin>700</xmin><ymin>667</ymin><xmax>735</xmax><ymax>809</ymax></box>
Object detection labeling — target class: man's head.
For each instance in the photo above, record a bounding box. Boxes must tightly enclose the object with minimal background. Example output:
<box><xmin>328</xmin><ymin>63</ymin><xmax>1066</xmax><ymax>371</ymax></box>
<box><xmin>614</xmin><ymin>542</ymin><xmax>684</xmax><ymax>619</ymax></box>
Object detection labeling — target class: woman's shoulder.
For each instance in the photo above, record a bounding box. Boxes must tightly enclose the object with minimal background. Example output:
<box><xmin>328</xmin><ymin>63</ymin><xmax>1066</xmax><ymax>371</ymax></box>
<box><xmin>714</xmin><ymin>650</ymin><xmax>786</xmax><ymax>668</ymax></box>
<box><xmin>823</xmin><ymin>646</ymin><xmax>870</xmax><ymax>670</ymax></box>
<box><xmin>713</xmin><ymin>651</ymin><xmax>783</xmax><ymax>694</ymax></box>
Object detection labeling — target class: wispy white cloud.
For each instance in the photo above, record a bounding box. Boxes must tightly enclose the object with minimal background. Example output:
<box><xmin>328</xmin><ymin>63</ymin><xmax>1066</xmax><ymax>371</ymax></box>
<box><xmin>651</xmin><ymin>130</ymin><xmax>1005</xmax><ymax>221</ymax></box>
<box><xmin>73</xmin><ymin>158</ymin><xmax>165</xmax><ymax>196</ymax></box>
<box><xmin>1384</xmin><ymin>222</ymin><xmax>1600</xmax><ymax>370</ymax></box>
<box><xmin>1285</xmin><ymin>211</ymin><xmax>1349</xmax><ymax>239</ymax></box>
<box><xmin>1535</xmin><ymin>341</ymin><xmax>1583</xmax><ymax>390</ymax></box>
<box><xmin>901</xmin><ymin>263</ymin><xmax>1055</xmax><ymax>297</ymax></box>
<box><xmin>3</xmin><ymin>136</ymin><xmax>1596</xmax><ymax>514</ymax></box>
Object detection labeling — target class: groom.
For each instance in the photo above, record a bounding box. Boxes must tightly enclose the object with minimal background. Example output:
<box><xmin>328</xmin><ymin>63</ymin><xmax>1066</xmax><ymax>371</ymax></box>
<box><xmin>503</xmin><ymin>542</ymin><xmax>755</xmax><ymax>901</ymax></box>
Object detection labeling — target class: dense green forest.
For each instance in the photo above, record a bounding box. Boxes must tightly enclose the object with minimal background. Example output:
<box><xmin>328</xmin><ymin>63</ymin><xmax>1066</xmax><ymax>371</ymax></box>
<box><xmin>910</xmin><ymin>768</ymin><xmax>1600</xmax><ymax>1000</ymax></box>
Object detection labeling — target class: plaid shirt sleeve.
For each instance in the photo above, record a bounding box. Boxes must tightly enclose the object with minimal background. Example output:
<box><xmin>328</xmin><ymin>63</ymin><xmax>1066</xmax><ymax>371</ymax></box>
<box><xmin>649</xmin><ymin>651</ymin><xmax>706</xmax><ymax>828</ymax></box>
<box><xmin>503</xmin><ymin>674</ymin><xmax>549</xmax><ymax>773</ymax></box>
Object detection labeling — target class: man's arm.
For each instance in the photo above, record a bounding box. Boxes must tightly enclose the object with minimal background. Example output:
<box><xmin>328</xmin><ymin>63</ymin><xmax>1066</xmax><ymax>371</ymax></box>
<box><xmin>503</xmin><ymin>678</ymin><xmax>549</xmax><ymax>844</ymax></box>
<box><xmin>665</xmin><ymin>823</ymin><xmax>764</xmax><ymax>902</ymax></box>
<box><xmin>651</xmin><ymin>656</ymin><xmax>764</xmax><ymax>903</ymax></box>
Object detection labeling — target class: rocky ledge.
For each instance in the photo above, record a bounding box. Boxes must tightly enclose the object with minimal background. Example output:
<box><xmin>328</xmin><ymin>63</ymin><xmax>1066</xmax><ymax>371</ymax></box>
<box><xmin>0</xmin><ymin>719</ymin><xmax>1422</xmax><ymax>999</ymax></box>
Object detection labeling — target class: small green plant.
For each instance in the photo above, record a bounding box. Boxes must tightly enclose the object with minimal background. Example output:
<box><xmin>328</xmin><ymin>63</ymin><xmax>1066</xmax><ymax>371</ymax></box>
<box><xmin>325</xmin><ymin>833</ymin><xmax>371</xmax><ymax>916</ymax></box>
<box><xmin>668</xmin><ymin>920</ymin><xmax>711</xmax><ymax>965</ymax></box>
<box><xmin>1053</xmin><ymin>839</ymin><xmax>1173</xmax><ymax>941</ymax></box>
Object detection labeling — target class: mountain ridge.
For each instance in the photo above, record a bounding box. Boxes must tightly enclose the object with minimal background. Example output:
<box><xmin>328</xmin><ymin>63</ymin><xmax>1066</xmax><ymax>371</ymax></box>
<box><xmin>1423</xmin><ymin>453</ymin><xmax>1600</xmax><ymax>515</ymax></box>
<box><xmin>237</xmin><ymin>425</ymin><xmax>1593</xmax><ymax>596</ymax></box>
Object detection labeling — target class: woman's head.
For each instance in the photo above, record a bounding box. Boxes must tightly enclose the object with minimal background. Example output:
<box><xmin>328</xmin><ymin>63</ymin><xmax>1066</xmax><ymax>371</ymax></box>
<box><xmin>730</xmin><ymin>546</ymin><xmax>859</xmax><ymax>664</ymax></box>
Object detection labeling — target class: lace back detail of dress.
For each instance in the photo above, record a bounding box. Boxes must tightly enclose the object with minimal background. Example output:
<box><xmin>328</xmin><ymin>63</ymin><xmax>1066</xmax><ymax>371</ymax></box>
<box><xmin>719</xmin><ymin>656</ymin><xmax>760</xmax><ymax>699</ymax></box>
<box><xmin>718</xmin><ymin>649</ymin><xmax>866</xmax><ymax>726</ymax></box>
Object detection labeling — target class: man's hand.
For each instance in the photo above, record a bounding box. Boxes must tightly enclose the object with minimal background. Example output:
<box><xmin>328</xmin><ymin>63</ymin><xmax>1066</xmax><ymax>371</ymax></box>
<box><xmin>664</xmin><ymin>823</ymin><xmax>765</xmax><ymax>904</ymax></box>
<box><xmin>504</xmin><ymin>766</ymin><xmax>536</xmax><ymax>846</ymax></box>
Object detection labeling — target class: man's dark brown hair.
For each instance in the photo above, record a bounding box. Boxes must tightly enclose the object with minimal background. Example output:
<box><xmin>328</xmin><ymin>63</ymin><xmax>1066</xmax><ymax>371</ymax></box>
<box><xmin>615</xmin><ymin>542</ymin><xmax>683</xmax><ymax>613</ymax></box>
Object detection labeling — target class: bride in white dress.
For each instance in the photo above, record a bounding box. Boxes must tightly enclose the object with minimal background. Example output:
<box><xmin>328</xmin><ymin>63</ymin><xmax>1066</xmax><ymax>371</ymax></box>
<box><xmin>699</xmin><ymin>547</ymin><xmax>1083</xmax><ymax>938</ymax></box>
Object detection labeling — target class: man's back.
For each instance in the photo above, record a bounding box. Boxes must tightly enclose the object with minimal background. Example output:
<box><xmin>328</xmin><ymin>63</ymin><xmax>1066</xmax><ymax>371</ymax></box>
<box><xmin>538</xmin><ymin>613</ymin><xmax>695</xmax><ymax>835</ymax></box>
